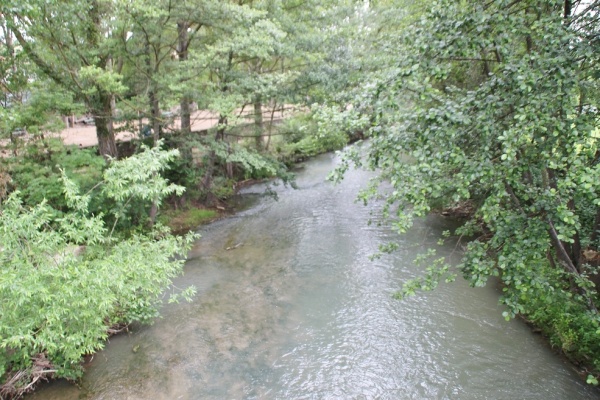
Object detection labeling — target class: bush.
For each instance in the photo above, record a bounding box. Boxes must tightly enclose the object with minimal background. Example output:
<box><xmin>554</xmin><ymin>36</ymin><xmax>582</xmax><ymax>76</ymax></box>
<box><xmin>0</xmin><ymin>144</ymin><xmax>195</xmax><ymax>397</ymax></box>
<box><xmin>2</xmin><ymin>144</ymin><xmax>105</xmax><ymax>213</ymax></box>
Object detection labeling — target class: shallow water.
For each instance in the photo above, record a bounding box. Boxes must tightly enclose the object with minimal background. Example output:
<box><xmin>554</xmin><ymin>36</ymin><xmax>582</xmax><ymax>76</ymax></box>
<box><xmin>29</xmin><ymin>152</ymin><xmax>598</xmax><ymax>399</ymax></box>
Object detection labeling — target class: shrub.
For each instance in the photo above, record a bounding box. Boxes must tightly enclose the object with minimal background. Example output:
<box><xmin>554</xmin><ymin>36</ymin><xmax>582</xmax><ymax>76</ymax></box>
<box><xmin>0</xmin><ymin>144</ymin><xmax>196</xmax><ymax>397</ymax></box>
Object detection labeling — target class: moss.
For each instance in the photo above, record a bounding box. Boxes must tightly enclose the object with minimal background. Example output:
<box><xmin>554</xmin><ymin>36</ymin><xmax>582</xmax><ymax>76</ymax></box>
<box><xmin>157</xmin><ymin>207</ymin><xmax>219</xmax><ymax>234</ymax></box>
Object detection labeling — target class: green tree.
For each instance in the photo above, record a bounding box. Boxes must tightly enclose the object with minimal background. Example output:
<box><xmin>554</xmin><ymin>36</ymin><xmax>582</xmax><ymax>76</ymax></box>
<box><xmin>333</xmin><ymin>0</ymin><xmax>600</xmax><ymax>379</ymax></box>
<box><xmin>2</xmin><ymin>0</ymin><xmax>126</xmax><ymax>158</ymax></box>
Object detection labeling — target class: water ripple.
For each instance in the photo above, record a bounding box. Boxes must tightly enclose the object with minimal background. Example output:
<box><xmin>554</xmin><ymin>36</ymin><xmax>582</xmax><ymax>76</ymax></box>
<box><xmin>27</xmin><ymin>152</ymin><xmax>599</xmax><ymax>400</ymax></box>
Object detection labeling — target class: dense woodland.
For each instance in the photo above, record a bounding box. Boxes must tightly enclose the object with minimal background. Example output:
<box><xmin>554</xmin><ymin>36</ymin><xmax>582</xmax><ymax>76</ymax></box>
<box><xmin>1</xmin><ymin>0</ymin><xmax>599</xmax><ymax>397</ymax></box>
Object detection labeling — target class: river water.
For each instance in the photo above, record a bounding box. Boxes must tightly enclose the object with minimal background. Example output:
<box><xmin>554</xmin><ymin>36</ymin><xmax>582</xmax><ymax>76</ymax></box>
<box><xmin>29</xmin><ymin>152</ymin><xmax>598</xmax><ymax>399</ymax></box>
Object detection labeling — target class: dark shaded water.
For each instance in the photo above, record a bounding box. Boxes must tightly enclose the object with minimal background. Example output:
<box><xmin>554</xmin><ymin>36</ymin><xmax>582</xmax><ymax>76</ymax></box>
<box><xmin>29</xmin><ymin>153</ymin><xmax>598</xmax><ymax>399</ymax></box>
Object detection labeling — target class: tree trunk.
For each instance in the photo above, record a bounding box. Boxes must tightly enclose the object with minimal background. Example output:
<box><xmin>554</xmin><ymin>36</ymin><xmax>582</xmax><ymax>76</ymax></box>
<box><xmin>226</xmin><ymin>143</ymin><xmax>234</xmax><ymax>179</ymax></box>
<box><xmin>567</xmin><ymin>199</ymin><xmax>582</xmax><ymax>272</ymax></box>
<box><xmin>93</xmin><ymin>98</ymin><xmax>118</xmax><ymax>159</ymax></box>
<box><xmin>2</xmin><ymin>18</ymin><xmax>15</xmax><ymax>74</ymax></box>
<box><xmin>180</xmin><ymin>95</ymin><xmax>191</xmax><ymax>133</ymax></box>
<box><xmin>265</xmin><ymin>102</ymin><xmax>277</xmax><ymax>151</ymax></box>
<box><xmin>591</xmin><ymin>207</ymin><xmax>600</xmax><ymax>245</ymax></box>
<box><xmin>106</xmin><ymin>57</ymin><xmax>118</xmax><ymax>137</ymax></box>
<box><xmin>148</xmin><ymin>83</ymin><xmax>161</xmax><ymax>226</ymax></box>
<box><xmin>150</xmin><ymin>90</ymin><xmax>161</xmax><ymax>146</ymax></box>
<box><xmin>201</xmin><ymin>115</ymin><xmax>227</xmax><ymax>206</ymax></box>
<box><xmin>254</xmin><ymin>95</ymin><xmax>263</xmax><ymax>150</ymax></box>
<box><xmin>548</xmin><ymin>218</ymin><xmax>598</xmax><ymax>313</ymax></box>
<box><xmin>564</xmin><ymin>0</ymin><xmax>572</xmax><ymax>19</ymax></box>
<box><xmin>149</xmin><ymin>202</ymin><xmax>158</xmax><ymax>227</ymax></box>
<box><xmin>201</xmin><ymin>51</ymin><xmax>233</xmax><ymax>206</ymax></box>
<box><xmin>177</xmin><ymin>21</ymin><xmax>191</xmax><ymax>133</ymax></box>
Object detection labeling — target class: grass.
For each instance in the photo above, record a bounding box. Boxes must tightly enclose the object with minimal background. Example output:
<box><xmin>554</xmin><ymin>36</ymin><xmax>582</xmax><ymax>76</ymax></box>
<box><xmin>157</xmin><ymin>207</ymin><xmax>219</xmax><ymax>234</ymax></box>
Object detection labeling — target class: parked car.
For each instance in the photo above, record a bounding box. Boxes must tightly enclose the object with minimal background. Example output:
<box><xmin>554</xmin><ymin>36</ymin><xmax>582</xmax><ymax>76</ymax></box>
<box><xmin>75</xmin><ymin>116</ymin><xmax>95</xmax><ymax>125</ymax></box>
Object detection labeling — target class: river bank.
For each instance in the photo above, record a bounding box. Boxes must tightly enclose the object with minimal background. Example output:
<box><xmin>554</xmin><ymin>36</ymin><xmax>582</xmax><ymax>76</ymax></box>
<box><xmin>24</xmin><ymin>152</ymin><xmax>598</xmax><ymax>399</ymax></box>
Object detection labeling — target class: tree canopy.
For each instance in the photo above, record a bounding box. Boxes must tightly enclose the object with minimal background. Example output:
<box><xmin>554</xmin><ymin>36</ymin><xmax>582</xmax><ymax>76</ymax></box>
<box><xmin>331</xmin><ymin>0</ymin><xmax>600</xmax><ymax>382</ymax></box>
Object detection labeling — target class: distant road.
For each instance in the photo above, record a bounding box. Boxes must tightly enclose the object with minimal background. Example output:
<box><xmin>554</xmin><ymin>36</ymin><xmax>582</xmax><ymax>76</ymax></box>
<box><xmin>61</xmin><ymin>110</ymin><xmax>222</xmax><ymax>147</ymax></box>
<box><xmin>1</xmin><ymin>107</ymin><xmax>293</xmax><ymax>156</ymax></box>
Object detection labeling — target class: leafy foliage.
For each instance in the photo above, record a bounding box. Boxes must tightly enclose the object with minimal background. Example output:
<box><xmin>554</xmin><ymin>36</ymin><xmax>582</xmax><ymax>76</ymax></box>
<box><xmin>0</xmin><ymin>145</ymin><xmax>196</xmax><ymax>397</ymax></box>
<box><xmin>331</xmin><ymin>0</ymin><xmax>600</xmax><ymax>379</ymax></box>
<box><xmin>273</xmin><ymin>109</ymin><xmax>365</xmax><ymax>163</ymax></box>
<box><xmin>3</xmin><ymin>145</ymin><xmax>105</xmax><ymax>212</ymax></box>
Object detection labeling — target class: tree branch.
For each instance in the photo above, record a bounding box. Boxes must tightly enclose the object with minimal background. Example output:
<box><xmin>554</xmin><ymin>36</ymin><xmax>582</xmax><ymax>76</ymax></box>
<box><xmin>9</xmin><ymin>26</ymin><xmax>68</xmax><ymax>88</ymax></box>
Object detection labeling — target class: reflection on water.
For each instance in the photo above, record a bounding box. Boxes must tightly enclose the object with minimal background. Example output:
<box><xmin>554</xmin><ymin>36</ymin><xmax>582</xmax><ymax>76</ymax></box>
<box><xmin>29</xmin><ymin>153</ymin><xmax>598</xmax><ymax>399</ymax></box>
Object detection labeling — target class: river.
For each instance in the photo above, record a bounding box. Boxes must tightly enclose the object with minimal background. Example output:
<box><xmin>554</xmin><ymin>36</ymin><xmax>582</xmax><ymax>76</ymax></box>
<box><xmin>29</xmin><ymin>152</ymin><xmax>598</xmax><ymax>399</ymax></box>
